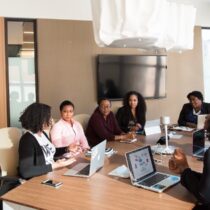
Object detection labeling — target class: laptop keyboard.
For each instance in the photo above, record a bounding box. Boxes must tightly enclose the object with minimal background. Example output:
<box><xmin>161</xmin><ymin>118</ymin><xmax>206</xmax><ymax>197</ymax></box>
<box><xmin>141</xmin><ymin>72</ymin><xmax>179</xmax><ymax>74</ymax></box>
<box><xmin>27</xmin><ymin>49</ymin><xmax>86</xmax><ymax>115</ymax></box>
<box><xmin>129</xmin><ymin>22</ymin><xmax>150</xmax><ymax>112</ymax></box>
<box><xmin>77</xmin><ymin>165</ymin><xmax>90</xmax><ymax>175</ymax></box>
<box><xmin>139</xmin><ymin>173</ymin><xmax>169</xmax><ymax>187</ymax></box>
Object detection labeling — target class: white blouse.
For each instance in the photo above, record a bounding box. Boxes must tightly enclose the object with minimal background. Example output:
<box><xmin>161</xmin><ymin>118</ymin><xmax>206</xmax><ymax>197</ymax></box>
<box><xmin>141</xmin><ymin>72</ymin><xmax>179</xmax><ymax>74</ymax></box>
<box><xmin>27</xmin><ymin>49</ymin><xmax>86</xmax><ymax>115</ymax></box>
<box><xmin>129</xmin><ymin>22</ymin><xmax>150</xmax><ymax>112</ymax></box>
<box><xmin>30</xmin><ymin>132</ymin><xmax>55</xmax><ymax>165</ymax></box>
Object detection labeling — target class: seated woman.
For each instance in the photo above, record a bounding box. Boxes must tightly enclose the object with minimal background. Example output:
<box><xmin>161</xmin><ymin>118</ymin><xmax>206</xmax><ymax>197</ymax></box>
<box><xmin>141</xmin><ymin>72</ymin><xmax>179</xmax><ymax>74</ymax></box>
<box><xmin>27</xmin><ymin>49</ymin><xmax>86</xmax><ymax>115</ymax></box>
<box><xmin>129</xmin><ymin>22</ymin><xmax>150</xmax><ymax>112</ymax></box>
<box><xmin>116</xmin><ymin>91</ymin><xmax>146</xmax><ymax>133</ymax></box>
<box><xmin>169</xmin><ymin>115</ymin><xmax>210</xmax><ymax>209</ymax></box>
<box><xmin>178</xmin><ymin>91</ymin><xmax>210</xmax><ymax>128</ymax></box>
<box><xmin>50</xmin><ymin>100</ymin><xmax>90</xmax><ymax>158</ymax></box>
<box><xmin>86</xmin><ymin>98</ymin><xmax>135</xmax><ymax>147</ymax></box>
<box><xmin>18</xmin><ymin>103</ymin><xmax>75</xmax><ymax>179</ymax></box>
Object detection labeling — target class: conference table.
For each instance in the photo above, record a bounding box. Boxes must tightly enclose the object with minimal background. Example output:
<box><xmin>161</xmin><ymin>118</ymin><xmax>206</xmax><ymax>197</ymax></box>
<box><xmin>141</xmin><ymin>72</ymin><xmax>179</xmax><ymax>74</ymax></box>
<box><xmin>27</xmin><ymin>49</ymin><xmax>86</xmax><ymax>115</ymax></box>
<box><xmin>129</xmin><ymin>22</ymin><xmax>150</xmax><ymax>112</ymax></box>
<box><xmin>1</xmin><ymin>132</ymin><xmax>203</xmax><ymax>210</ymax></box>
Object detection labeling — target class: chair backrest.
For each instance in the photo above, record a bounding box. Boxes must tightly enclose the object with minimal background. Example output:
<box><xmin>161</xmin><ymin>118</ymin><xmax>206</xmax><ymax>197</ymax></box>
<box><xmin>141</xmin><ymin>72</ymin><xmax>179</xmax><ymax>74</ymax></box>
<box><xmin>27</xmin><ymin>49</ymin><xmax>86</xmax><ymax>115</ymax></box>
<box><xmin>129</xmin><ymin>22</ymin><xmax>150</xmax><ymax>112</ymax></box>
<box><xmin>0</xmin><ymin>127</ymin><xmax>22</xmax><ymax>176</ymax></box>
<box><xmin>74</xmin><ymin>114</ymin><xmax>90</xmax><ymax>131</ymax></box>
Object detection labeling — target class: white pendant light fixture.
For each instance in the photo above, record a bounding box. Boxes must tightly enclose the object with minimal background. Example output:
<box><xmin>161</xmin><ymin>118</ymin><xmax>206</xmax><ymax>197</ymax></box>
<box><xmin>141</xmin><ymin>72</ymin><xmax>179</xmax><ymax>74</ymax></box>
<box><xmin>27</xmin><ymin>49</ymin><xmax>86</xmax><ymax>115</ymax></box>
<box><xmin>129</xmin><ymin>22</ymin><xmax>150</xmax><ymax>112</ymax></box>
<box><xmin>91</xmin><ymin>0</ymin><xmax>196</xmax><ymax>51</ymax></box>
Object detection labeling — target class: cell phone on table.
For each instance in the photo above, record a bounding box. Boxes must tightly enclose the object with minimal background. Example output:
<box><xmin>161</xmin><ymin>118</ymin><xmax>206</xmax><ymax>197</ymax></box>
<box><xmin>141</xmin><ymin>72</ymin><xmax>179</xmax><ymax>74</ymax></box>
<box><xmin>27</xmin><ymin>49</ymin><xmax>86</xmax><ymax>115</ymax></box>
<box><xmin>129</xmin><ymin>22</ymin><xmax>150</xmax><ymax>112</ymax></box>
<box><xmin>41</xmin><ymin>179</ymin><xmax>63</xmax><ymax>188</ymax></box>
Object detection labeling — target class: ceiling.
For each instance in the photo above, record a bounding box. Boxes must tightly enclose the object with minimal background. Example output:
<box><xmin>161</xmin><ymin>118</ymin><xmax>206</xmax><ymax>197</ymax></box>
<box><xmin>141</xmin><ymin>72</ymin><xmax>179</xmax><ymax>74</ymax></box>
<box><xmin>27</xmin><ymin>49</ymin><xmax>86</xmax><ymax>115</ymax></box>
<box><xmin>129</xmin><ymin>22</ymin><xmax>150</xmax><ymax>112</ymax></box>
<box><xmin>0</xmin><ymin>0</ymin><xmax>209</xmax><ymax>26</ymax></box>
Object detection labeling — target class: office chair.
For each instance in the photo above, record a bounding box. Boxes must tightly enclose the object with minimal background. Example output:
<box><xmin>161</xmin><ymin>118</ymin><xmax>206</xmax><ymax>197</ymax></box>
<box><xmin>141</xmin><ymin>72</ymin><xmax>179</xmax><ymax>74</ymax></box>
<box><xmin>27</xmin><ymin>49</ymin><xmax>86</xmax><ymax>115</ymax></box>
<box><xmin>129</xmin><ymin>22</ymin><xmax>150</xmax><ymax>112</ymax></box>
<box><xmin>74</xmin><ymin>114</ymin><xmax>90</xmax><ymax>131</ymax></box>
<box><xmin>0</xmin><ymin>127</ymin><xmax>22</xmax><ymax>176</ymax></box>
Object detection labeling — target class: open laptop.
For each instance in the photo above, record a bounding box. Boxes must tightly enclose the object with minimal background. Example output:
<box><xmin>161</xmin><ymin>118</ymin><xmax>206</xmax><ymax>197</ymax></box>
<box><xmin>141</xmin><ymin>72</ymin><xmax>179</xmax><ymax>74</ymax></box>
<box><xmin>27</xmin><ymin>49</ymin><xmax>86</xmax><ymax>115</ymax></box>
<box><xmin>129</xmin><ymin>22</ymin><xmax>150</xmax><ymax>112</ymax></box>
<box><xmin>197</xmin><ymin>114</ymin><xmax>207</xmax><ymax>129</ymax></box>
<box><xmin>192</xmin><ymin>129</ymin><xmax>207</xmax><ymax>158</ymax></box>
<box><xmin>64</xmin><ymin>140</ymin><xmax>106</xmax><ymax>177</ymax></box>
<box><xmin>125</xmin><ymin>145</ymin><xmax>180</xmax><ymax>193</ymax></box>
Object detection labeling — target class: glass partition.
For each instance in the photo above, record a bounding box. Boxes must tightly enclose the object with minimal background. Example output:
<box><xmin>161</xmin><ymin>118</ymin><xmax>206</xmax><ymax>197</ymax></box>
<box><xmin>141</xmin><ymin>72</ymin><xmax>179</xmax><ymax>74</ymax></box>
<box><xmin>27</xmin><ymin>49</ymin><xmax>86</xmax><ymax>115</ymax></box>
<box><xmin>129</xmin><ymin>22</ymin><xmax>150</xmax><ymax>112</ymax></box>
<box><xmin>202</xmin><ymin>28</ymin><xmax>210</xmax><ymax>102</ymax></box>
<box><xmin>5</xmin><ymin>19</ymin><xmax>38</xmax><ymax>127</ymax></box>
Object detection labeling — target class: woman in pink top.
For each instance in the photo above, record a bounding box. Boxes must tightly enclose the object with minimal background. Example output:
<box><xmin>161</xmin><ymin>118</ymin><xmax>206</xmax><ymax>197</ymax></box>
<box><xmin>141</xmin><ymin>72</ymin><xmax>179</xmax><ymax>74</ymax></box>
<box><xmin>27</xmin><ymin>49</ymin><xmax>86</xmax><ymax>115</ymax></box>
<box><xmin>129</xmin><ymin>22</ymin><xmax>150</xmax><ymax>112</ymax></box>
<box><xmin>50</xmin><ymin>100</ymin><xmax>90</xmax><ymax>158</ymax></box>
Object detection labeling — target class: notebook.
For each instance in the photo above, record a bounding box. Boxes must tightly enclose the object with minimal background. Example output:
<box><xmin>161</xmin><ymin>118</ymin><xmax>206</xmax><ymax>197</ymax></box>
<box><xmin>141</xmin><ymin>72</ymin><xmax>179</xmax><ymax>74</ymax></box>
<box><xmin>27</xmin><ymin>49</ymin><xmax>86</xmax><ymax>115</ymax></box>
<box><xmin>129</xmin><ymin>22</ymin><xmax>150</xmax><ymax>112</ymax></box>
<box><xmin>64</xmin><ymin>140</ymin><xmax>106</xmax><ymax>177</ymax></box>
<box><xmin>197</xmin><ymin>114</ymin><xmax>207</xmax><ymax>129</ymax></box>
<box><xmin>192</xmin><ymin>129</ymin><xmax>207</xmax><ymax>158</ymax></box>
<box><xmin>125</xmin><ymin>145</ymin><xmax>180</xmax><ymax>193</ymax></box>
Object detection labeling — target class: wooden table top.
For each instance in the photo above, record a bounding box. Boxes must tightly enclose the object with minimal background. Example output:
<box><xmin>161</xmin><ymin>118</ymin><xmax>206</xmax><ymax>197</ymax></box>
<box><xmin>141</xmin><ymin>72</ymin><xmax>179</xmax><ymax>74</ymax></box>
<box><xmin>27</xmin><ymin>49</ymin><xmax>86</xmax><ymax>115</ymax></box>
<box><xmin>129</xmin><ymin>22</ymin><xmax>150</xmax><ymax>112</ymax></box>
<box><xmin>2</xmin><ymin>132</ymin><xmax>203</xmax><ymax>210</ymax></box>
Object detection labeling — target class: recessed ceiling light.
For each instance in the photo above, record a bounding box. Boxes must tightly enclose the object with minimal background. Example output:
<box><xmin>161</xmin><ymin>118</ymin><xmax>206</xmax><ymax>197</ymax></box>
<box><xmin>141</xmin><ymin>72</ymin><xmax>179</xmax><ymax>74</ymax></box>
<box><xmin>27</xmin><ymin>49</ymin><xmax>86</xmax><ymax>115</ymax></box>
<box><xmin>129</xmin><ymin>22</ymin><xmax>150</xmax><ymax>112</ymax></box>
<box><xmin>23</xmin><ymin>31</ymin><xmax>34</xmax><ymax>34</ymax></box>
<box><xmin>23</xmin><ymin>41</ymin><xmax>34</xmax><ymax>44</ymax></box>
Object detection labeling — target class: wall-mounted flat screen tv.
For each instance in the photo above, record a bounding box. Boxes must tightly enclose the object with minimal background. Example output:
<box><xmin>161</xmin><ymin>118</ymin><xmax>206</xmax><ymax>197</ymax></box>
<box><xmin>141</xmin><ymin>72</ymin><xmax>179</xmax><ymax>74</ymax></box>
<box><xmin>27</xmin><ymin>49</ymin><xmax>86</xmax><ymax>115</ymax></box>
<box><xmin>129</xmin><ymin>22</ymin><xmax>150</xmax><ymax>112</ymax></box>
<box><xmin>97</xmin><ymin>55</ymin><xmax>167</xmax><ymax>100</ymax></box>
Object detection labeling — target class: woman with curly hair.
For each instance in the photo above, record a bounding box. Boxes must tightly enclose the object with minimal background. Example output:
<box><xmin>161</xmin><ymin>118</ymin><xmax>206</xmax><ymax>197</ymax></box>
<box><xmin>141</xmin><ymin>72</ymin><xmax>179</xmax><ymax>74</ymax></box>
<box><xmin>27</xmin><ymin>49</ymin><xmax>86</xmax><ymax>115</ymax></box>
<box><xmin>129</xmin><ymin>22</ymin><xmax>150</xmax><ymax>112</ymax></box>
<box><xmin>18</xmin><ymin>103</ymin><xmax>75</xmax><ymax>179</ymax></box>
<box><xmin>116</xmin><ymin>91</ymin><xmax>146</xmax><ymax>133</ymax></box>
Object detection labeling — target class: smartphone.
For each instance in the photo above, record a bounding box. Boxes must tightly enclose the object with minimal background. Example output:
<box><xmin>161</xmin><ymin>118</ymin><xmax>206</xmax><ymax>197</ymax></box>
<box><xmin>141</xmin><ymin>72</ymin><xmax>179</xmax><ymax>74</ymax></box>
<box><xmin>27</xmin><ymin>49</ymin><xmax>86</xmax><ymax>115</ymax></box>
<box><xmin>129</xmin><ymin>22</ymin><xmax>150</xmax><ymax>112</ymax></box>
<box><xmin>41</xmin><ymin>179</ymin><xmax>63</xmax><ymax>188</ymax></box>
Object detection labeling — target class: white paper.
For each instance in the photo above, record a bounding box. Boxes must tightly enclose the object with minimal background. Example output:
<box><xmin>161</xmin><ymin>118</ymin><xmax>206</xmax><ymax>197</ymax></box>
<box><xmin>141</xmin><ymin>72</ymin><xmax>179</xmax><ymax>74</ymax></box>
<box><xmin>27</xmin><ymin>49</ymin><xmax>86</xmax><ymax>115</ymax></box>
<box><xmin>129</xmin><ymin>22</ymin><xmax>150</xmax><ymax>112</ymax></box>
<box><xmin>108</xmin><ymin>165</ymin><xmax>130</xmax><ymax>178</ymax></box>
<box><xmin>172</xmin><ymin>126</ymin><xmax>194</xmax><ymax>132</ymax></box>
<box><xmin>144</xmin><ymin>119</ymin><xmax>161</xmax><ymax>135</ymax></box>
<box><xmin>170</xmin><ymin>134</ymin><xmax>183</xmax><ymax>139</ymax></box>
<box><xmin>145</xmin><ymin>119</ymin><xmax>160</xmax><ymax>127</ymax></box>
<box><xmin>197</xmin><ymin>114</ymin><xmax>207</xmax><ymax>129</ymax></box>
<box><xmin>144</xmin><ymin>126</ymin><xmax>161</xmax><ymax>136</ymax></box>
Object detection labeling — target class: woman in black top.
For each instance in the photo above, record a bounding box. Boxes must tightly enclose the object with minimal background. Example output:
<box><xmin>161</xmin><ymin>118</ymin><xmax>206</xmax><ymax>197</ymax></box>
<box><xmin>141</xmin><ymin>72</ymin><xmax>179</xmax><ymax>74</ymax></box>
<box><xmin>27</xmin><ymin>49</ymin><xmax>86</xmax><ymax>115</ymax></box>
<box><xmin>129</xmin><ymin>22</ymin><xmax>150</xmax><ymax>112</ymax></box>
<box><xmin>116</xmin><ymin>91</ymin><xmax>146</xmax><ymax>133</ymax></box>
<box><xmin>18</xmin><ymin>103</ymin><xmax>75</xmax><ymax>179</ymax></box>
<box><xmin>169</xmin><ymin>115</ymin><xmax>210</xmax><ymax>209</ymax></box>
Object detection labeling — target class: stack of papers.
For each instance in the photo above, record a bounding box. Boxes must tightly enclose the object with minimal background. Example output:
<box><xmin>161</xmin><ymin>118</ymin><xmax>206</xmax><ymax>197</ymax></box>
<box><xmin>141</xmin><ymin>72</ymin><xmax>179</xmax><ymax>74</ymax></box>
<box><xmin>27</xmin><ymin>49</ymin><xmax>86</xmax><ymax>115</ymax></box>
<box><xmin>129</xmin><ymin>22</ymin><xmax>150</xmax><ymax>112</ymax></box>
<box><xmin>108</xmin><ymin>165</ymin><xmax>130</xmax><ymax>178</ymax></box>
<box><xmin>169</xmin><ymin>132</ymin><xmax>183</xmax><ymax>139</ymax></box>
<box><xmin>171</xmin><ymin>126</ymin><xmax>194</xmax><ymax>132</ymax></box>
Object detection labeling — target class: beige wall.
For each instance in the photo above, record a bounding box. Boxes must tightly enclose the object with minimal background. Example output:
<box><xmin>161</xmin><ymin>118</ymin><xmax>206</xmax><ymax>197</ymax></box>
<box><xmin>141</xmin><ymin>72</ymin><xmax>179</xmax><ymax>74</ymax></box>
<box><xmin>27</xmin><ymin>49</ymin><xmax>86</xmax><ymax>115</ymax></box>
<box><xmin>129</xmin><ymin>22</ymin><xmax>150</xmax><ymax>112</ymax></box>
<box><xmin>37</xmin><ymin>19</ymin><xmax>203</xmax><ymax>123</ymax></box>
<box><xmin>0</xmin><ymin>17</ymin><xmax>7</xmax><ymax>127</ymax></box>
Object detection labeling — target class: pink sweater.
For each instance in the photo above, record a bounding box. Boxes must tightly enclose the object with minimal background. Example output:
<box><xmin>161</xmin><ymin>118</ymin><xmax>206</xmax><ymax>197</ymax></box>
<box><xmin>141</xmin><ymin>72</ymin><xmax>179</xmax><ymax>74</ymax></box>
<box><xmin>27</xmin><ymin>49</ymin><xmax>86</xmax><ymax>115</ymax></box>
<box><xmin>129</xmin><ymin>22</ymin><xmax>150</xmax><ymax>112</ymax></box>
<box><xmin>50</xmin><ymin>119</ymin><xmax>89</xmax><ymax>149</ymax></box>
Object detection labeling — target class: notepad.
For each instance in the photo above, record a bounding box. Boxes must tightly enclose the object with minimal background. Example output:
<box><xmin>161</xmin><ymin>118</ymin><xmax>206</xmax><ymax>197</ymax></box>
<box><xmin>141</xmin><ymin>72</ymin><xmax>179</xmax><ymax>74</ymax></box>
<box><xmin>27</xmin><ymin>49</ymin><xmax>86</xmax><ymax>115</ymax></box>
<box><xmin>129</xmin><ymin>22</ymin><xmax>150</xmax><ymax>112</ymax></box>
<box><xmin>171</xmin><ymin>126</ymin><xmax>194</xmax><ymax>132</ymax></box>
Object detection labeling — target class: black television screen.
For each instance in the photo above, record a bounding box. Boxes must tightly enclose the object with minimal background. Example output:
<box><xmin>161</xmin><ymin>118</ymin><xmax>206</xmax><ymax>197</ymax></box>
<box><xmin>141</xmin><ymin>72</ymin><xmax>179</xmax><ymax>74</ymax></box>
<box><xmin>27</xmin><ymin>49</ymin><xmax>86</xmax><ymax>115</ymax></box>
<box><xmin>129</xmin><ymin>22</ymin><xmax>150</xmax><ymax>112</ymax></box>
<box><xmin>97</xmin><ymin>55</ymin><xmax>167</xmax><ymax>100</ymax></box>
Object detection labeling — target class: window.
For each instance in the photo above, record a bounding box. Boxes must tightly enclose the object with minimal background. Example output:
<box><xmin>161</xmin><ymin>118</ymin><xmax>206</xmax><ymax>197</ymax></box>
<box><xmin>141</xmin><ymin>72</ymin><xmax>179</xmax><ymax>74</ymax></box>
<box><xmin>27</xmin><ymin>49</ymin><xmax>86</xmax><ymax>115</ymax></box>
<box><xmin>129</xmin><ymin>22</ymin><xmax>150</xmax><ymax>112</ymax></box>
<box><xmin>5</xmin><ymin>19</ymin><xmax>38</xmax><ymax>127</ymax></box>
<box><xmin>201</xmin><ymin>27</ymin><xmax>210</xmax><ymax>102</ymax></box>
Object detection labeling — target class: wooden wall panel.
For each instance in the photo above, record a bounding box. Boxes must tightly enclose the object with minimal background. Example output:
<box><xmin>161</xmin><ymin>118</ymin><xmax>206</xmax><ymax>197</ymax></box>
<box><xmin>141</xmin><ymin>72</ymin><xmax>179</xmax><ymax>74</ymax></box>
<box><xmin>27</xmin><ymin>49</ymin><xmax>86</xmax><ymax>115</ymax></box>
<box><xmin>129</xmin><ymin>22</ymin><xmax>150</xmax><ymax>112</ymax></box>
<box><xmin>37</xmin><ymin>19</ymin><xmax>203</xmax><ymax>123</ymax></box>
<box><xmin>0</xmin><ymin>17</ymin><xmax>7</xmax><ymax>127</ymax></box>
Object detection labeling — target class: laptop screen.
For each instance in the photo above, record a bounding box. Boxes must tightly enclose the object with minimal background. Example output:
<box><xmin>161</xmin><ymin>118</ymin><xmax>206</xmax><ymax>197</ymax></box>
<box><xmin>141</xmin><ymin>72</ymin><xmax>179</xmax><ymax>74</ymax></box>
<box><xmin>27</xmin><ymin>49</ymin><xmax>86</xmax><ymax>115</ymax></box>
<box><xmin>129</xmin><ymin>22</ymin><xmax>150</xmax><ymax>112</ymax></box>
<box><xmin>197</xmin><ymin>115</ymin><xmax>207</xmax><ymax>129</ymax></box>
<box><xmin>193</xmin><ymin>129</ymin><xmax>205</xmax><ymax>155</ymax></box>
<box><xmin>126</xmin><ymin>146</ymin><xmax>156</xmax><ymax>182</ymax></box>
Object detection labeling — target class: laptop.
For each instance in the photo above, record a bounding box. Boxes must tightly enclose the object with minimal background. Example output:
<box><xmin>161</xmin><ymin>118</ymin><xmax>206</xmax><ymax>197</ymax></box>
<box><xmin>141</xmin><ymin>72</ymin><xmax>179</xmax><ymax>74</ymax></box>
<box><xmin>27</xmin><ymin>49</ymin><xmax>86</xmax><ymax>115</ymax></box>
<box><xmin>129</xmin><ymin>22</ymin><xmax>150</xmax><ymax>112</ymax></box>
<box><xmin>125</xmin><ymin>145</ymin><xmax>180</xmax><ymax>193</ymax></box>
<box><xmin>192</xmin><ymin>129</ymin><xmax>207</xmax><ymax>158</ymax></box>
<box><xmin>64</xmin><ymin>140</ymin><xmax>106</xmax><ymax>177</ymax></box>
<box><xmin>197</xmin><ymin>114</ymin><xmax>207</xmax><ymax>129</ymax></box>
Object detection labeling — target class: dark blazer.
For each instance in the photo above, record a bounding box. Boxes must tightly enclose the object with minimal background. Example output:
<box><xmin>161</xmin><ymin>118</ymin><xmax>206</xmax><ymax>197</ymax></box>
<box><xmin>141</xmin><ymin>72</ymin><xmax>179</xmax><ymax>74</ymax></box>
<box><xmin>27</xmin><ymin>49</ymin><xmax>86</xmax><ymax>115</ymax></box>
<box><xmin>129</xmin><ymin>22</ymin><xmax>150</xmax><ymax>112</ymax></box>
<box><xmin>181</xmin><ymin>148</ymin><xmax>210</xmax><ymax>205</ymax></box>
<box><xmin>178</xmin><ymin>102</ymin><xmax>210</xmax><ymax>126</ymax></box>
<box><xmin>18</xmin><ymin>132</ymin><xmax>52</xmax><ymax>179</ymax></box>
<box><xmin>116</xmin><ymin>106</ymin><xmax>146</xmax><ymax>133</ymax></box>
<box><xmin>86</xmin><ymin>108</ymin><xmax>122</xmax><ymax>147</ymax></box>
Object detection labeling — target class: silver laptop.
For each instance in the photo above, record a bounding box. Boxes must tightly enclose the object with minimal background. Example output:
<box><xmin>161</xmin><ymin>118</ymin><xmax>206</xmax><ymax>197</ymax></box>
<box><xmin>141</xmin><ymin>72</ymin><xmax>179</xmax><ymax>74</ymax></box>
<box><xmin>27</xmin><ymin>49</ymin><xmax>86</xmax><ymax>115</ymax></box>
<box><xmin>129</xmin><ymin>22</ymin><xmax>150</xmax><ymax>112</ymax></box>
<box><xmin>193</xmin><ymin>129</ymin><xmax>207</xmax><ymax>158</ymax></box>
<box><xmin>125</xmin><ymin>145</ymin><xmax>180</xmax><ymax>193</ymax></box>
<box><xmin>64</xmin><ymin>140</ymin><xmax>106</xmax><ymax>177</ymax></box>
<box><xmin>197</xmin><ymin>114</ymin><xmax>207</xmax><ymax>129</ymax></box>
